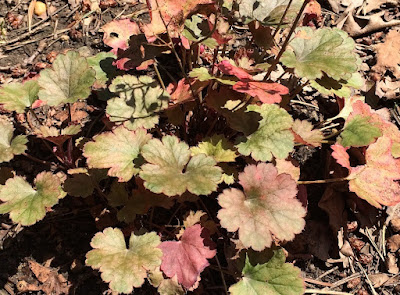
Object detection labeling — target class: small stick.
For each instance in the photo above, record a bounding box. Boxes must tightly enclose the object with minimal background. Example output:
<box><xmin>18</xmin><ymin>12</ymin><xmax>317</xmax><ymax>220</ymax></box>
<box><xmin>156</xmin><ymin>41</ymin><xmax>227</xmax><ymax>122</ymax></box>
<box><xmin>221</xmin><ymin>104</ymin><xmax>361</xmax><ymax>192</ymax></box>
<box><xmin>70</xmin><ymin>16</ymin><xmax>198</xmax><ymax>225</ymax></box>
<box><xmin>3</xmin><ymin>21</ymin><xmax>51</xmax><ymax>45</ymax></box>
<box><xmin>304</xmin><ymin>277</ymin><xmax>333</xmax><ymax>287</ymax></box>
<box><xmin>304</xmin><ymin>290</ymin><xmax>353</xmax><ymax>295</ymax></box>
<box><xmin>297</xmin><ymin>177</ymin><xmax>348</xmax><ymax>185</ymax></box>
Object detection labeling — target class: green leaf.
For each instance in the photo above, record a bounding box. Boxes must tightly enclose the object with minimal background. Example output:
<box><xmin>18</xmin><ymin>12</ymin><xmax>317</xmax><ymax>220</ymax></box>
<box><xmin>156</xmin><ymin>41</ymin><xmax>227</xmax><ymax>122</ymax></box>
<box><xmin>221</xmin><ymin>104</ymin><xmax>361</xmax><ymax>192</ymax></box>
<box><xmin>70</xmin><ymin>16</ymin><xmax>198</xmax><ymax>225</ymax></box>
<box><xmin>139</xmin><ymin>135</ymin><xmax>222</xmax><ymax>196</ymax></box>
<box><xmin>0</xmin><ymin>172</ymin><xmax>66</xmax><ymax>226</ymax></box>
<box><xmin>183</xmin><ymin>15</ymin><xmax>218</xmax><ymax>48</ymax></box>
<box><xmin>230</xmin><ymin>249</ymin><xmax>304</xmax><ymax>295</ymax></box>
<box><xmin>238</xmin><ymin>0</ymin><xmax>304</xmax><ymax>26</ymax></box>
<box><xmin>86</xmin><ymin>228</ymin><xmax>162</xmax><ymax>294</ymax></box>
<box><xmin>87</xmin><ymin>52</ymin><xmax>118</xmax><ymax>88</ymax></box>
<box><xmin>236</xmin><ymin>104</ymin><xmax>294</xmax><ymax>162</ymax></box>
<box><xmin>38</xmin><ymin>51</ymin><xmax>96</xmax><ymax>106</ymax></box>
<box><xmin>106</xmin><ymin>75</ymin><xmax>170</xmax><ymax>130</ymax></box>
<box><xmin>309</xmin><ymin>73</ymin><xmax>363</xmax><ymax>98</ymax></box>
<box><xmin>191</xmin><ymin>135</ymin><xmax>237</xmax><ymax>162</ymax></box>
<box><xmin>338</xmin><ymin>115</ymin><xmax>382</xmax><ymax>147</ymax></box>
<box><xmin>83</xmin><ymin>126</ymin><xmax>152</xmax><ymax>182</ymax></box>
<box><xmin>0</xmin><ymin>80</ymin><xmax>39</xmax><ymax>113</ymax></box>
<box><xmin>0</xmin><ymin>117</ymin><xmax>27</xmax><ymax>163</ymax></box>
<box><xmin>189</xmin><ymin>68</ymin><xmax>237</xmax><ymax>85</ymax></box>
<box><xmin>281</xmin><ymin>27</ymin><xmax>359</xmax><ymax>80</ymax></box>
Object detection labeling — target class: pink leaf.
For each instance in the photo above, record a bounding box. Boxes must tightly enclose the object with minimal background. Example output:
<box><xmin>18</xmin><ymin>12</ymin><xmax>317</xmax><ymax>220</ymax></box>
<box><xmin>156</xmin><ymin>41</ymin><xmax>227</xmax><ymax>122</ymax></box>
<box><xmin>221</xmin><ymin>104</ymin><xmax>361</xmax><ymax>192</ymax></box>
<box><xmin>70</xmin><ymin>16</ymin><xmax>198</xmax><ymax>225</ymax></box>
<box><xmin>217</xmin><ymin>60</ymin><xmax>253</xmax><ymax>80</ymax></box>
<box><xmin>331</xmin><ymin>144</ymin><xmax>351</xmax><ymax>170</ymax></box>
<box><xmin>233</xmin><ymin>81</ymin><xmax>289</xmax><ymax>104</ymax></box>
<box><xmin>102</xmin><ymin>19</ymin><xmax>141</xmax><ymax>54</ymax></box>
<box><xmin>159</xmin><ymin>224</ymin><xmax>216</xmax><ymax>288</ymax></box>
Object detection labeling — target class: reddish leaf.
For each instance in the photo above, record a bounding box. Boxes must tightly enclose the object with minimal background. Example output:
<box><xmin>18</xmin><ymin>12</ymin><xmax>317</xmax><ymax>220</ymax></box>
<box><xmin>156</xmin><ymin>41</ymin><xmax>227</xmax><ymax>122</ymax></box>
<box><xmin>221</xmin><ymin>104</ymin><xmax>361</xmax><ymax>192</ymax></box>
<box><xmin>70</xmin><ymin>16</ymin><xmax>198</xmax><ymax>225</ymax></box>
<box><xmin>159</xmin><ymin>224</ymin><xmax>216</xmax><ymax>288</ymax></box>
<box><xmin>102</xmin><ymin>19</ymin><xmax>141</xmax><ymax>54</ymax></box>
<box><xmin>217</xmin><ymin>60</ymin><xmax>253</xmax><ymax>80</ymax></box>
<box><xmin>331</xmin><ymin>144</ymin><xmax>350</xmax><ymax>170</ymax></box>
<box><xmin>166</xmin><ymin>78</ymin><xmax>208</xmax><ymax>105</ymax></box>
<box><xmin>233</xmin><ymin>81</ymin><xmax>289</xmax><ymax>104</ymax></box>
<box><xmin>333</xmin><ymin>136</ymin><xmax>400</xmax><ymax>208</ymax></box>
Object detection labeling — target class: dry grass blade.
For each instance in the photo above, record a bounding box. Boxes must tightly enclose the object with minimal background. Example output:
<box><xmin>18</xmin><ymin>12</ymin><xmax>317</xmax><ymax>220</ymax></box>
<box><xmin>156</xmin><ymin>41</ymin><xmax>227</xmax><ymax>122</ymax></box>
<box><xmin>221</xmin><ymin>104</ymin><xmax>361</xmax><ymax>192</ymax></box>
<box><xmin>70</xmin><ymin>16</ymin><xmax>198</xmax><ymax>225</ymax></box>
<box><xmin>28</xmin><ymin>0</ymin><xmax>37</xmax><ymax>32</ymax></box>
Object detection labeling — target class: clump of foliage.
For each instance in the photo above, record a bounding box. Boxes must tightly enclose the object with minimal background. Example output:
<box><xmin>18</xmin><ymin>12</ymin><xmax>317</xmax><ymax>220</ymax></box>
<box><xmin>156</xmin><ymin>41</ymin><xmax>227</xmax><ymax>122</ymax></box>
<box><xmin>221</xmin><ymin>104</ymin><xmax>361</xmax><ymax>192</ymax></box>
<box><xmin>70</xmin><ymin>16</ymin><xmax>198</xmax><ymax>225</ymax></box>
<box><xmin>1</xmin><ymin>0</ymin><xmax>399</xmax><ymax>293</ymax></box>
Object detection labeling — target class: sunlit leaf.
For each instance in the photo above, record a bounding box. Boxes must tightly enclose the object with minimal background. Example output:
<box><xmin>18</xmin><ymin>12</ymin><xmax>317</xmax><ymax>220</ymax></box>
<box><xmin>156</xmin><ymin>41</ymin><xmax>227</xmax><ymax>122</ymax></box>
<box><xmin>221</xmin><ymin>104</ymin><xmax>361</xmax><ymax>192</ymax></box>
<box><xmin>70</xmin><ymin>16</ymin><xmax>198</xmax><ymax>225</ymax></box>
<box><xmin>0</xmin><ymin>117</ymin><xmax>27</xmax><ymax>163</ymax></box>
<box><xmin>86</xmin><ymin>228</ymin><xmax>162</xmax><ymax>294</ymax></box>
<box><xmin>191</xmin><ymin>135</ymin><xmax>237</xmax><ymax>162</ymax></box>
<box><xmin>106</xmin><ymin>75</ymin><xmax>169</xmax><ymax>130</ymax></box>
<box><xmin>139</xmin><ymin>135</ymin><xmax>222</xmax><ymax>196</ymax></box>
<box><xmin>87</xmin><ymin>52</ymin><xmax>118</xmax><ymax>88</ymax></box>
<box><xmin>292</xmin><ymin>119</ymin><xmax>323</xmax><ymax>147</ymax></box>
<box><xmin>236</xmin><ymin>104</ymin><xmax>294</xmax><ymax>162</ymax></box>
<box><xmin>38</xmin><ymin>51</ymin><xmax>96</xmax><ymax>106</ymax></box>
<box><xmin>0</xmin><ymin>80</ymin><xmax>39</xmax><ymax>113</ymax></box>
<box><xmin>0</xmin><ymin>172</ymin><xmax>66</xmax><ymax>226</ymax></box>
<box><xmin>237</xmin><ymin>0</ymin><xmax>304</xmax><ymax>26</ymax></box>
<box><xmin>281</xmin><ymin>27</ymin><xmax>359</xmax><ymax>80</ymax></box>
<box><xmin>230</xmin><ymin>249</ymin><xmax>304</xmax><ymax>295</ymax></box>
<box><xmin>159</xmin><ymin>224</ymin><xmax>216</xmax><ymax>288</ymax></box>
<box><xmin>83</xmin><ymin>126</ymin><xmax>152</xmax><ymax>182</ymax></box>
<box><xmin>309</xmin><ymin>73</ymin><xmax>363</xmax><ymax>98</ymax></box>
<box><xmin>218</xmin><ymin>163</ymin><xmax>306</xmax><ymax>250</ymax></box>
<box><xmin>338</xmin><ymin>115</ymin><xmax>382</xmax><ymax>147</ymax></box>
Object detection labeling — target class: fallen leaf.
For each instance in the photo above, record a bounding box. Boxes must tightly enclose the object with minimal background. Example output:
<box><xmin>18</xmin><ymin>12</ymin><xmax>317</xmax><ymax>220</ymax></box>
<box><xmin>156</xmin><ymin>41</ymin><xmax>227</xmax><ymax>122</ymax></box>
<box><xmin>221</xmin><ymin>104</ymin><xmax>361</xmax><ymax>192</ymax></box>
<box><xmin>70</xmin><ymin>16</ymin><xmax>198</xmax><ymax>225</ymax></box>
<box><xmin>372</xmin><ymin>29</ymin><xmax>400</xmax><ymax>78</ymax></box>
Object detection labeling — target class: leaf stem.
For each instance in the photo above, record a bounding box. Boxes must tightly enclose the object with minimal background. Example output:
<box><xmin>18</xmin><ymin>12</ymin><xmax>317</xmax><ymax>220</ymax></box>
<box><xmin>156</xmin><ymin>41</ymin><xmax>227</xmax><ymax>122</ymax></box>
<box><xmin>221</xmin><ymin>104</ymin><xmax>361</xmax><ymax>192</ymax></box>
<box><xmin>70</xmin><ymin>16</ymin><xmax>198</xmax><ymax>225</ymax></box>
<box><xmin>297</xmin><ymin>177</ymin><xmax>348</xmax><ymax>185</ymax></box>
<box><xmin>265</xmin><ymin>0</ymin><xmax>309</xmax><ymax>80</ymax></box>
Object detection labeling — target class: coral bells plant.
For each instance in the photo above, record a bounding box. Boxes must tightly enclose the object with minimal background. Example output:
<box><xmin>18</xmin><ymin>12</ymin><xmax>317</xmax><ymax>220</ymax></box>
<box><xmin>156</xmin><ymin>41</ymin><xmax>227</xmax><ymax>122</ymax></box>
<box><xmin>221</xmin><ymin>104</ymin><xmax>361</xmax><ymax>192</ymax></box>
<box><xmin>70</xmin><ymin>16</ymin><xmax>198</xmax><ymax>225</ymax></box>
<box><xmin>1</xmin><ymin>0</ymin><xmax>399</xmax><ymax>294</ymax></box>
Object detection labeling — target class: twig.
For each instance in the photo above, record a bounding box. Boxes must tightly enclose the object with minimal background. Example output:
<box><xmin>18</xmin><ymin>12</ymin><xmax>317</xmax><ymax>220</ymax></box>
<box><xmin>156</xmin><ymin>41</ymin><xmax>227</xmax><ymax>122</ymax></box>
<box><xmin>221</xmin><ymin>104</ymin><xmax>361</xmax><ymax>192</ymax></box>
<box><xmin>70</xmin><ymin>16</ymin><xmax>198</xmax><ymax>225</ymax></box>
<box><xmin>22</xmin><ymin>153</ymin><xmax>53</xmax><ymax>166</ymax></box>
<box><xmin>304</xmin><ymin>290</ymin><xmax>353</xmax><ymax>295</ymax></box>
<box><xmin>22</xmin><ymin>40</ymin><xmax>47</xmax><ymax>66</ymax></box>
<box><xmin>304</xmin><ymin>277</ymin><xmax>333</xmax><ymax>287</ymax></box>
<box><xmin>272</xmin><ymin>0</ymin><xmax>294</xmax><ymax>39</ymax></box>
<box><xmin>357</xmin><ymin>261</ymin><xmax>378</xmax><ymax>295</ymax></box>
<box><xmin>316</xmin><ymin>266</ymin><xmax>339</xmax><ymax>280</ymax></box>
<box><xmin>297</xmin><ymin>177</ymin><xmax>348</xmax><ymax>185</ymax></box>
<box><xmin>328</xmin><ymin>272</ymin><xmax>362</xmax><ymax>289</ymax></box>
<box><xmin>2</xmin><ymin>22</ymin><xmax>51</xmax><ymax>46</ymax></box>
<box><xmin>214</xmin><ymin>256</ymin><xmax>228</xmax><ymax>295</ymax></box>
<box><xmin>265</xmin><ymin>0</ymin><xmax>309</xmax><ymax>79</ymax></box>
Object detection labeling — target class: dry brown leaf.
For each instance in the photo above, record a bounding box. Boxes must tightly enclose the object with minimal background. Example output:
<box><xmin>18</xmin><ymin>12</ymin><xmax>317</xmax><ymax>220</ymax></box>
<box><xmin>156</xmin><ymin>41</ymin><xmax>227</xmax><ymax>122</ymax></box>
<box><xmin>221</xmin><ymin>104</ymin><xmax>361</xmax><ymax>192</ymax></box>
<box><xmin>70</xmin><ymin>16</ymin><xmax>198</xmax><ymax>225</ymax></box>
<box><xmin>28</xmin><ymin>259</ymin><xmax>70</xmax><ymax>295</ymax></box>
<box><xmin>391</xmin><ymin>218</ymin><xmax>400</xmax><ymax>232</ymax></box>
<box><xmin>369</xmin><ymin>273</ymin><xmax>390</xmax><ymax>288</ymax></box>
<box><xmin>387</xmin><ymin>234</ymin><xmax>400</xmax><ymax>252</ymax></box>
<box><xmin>372</xmin><ymin>29</ymin><xmax>400</xmax><ymax>78</ymax></box>
<box><xmin>386</xmin><ymin>253</ymin><xmax>399</xmax><ymax>274</ymax></box>
<box><xmin>343</xmin><ymin>12</ymin><xmax>400</xmax><ymax>37</ymax></box>
<box><xmin>362</xmin><ymin>0</ymin><xmax>400</xmax><ymax>14</ymax></box>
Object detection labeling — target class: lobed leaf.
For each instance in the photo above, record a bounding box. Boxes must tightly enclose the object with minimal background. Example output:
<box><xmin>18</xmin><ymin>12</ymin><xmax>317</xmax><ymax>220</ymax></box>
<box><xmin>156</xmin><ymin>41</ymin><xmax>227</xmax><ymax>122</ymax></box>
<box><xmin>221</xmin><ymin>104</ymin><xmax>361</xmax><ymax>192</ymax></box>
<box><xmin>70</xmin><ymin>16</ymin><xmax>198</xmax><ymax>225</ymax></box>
<box><xmin>292</xmin><ymin>119</ymin><xmax>324</xmax><ymax>147</ymax></box>
<box><xmin>218</xmin><ymin>163</ymin><xmax>306</xmax><ymax>251</ymax></box>
<box><xmin>238</xmin><ymin>0</ymin><xmax>304</xmax><ymax>26</ymax></box>
<box><xmin>236</xmin><ymin>104</ymin><xmax>294</xmax><ymax>162</ymax></box>
<box><xmin>349</xmin><ymin>136</ymin><xmax>400</xmax><ymax>208</ymax></box>
<box><xmin>338</xmin><ymin>115</ymin><xmax>382</xmax><ymax>147</ymax></box>
<box><xmin>229</xmin><ymin>249</ymin><xmax>304</xmax><ymax>295</ymax></box>
<box><xmin>191</xmin><ymin>135</ymin><xmax>237</xmax><ymax>162</ymax></box>
<box><xmin>0</xmin><ymin>117</ymin><xmax>28</xmax><ymax>163</ymax></box>
<box><xmin>309</xmin><ymin>73</ymin><xmax>363</xmax><ymax>99</ymax></box>
<box><xmin>83</xmin><ymin>126</ymin><xmax>152</xmax><ymax>182</ymax></box>
<box><xmin>0</xmin><ymin>172</ymin><xmax>66</xmax><ymax>226</ymax></box>
<box><xmin>159</xmin><ymin>224</ymin><xmax>216</xmax><ymax>288</ymax></box>
<box><xmin>86</xmin><ymin>228</ymin><xmax>162</xmax><ymax>294</ymax></box>
<box><xmin>87</xmin><ymin>52</ymin><xmax>118</xmax><ymax>88</ymax></box>
<box><xmin>140</xmin><ymin>135</ymin><xmax>222</xmax><ymax>196</ymax></box>
<box><xmin>0</xmin><ymin>80</ymin><xmax>39</xmax><ymax>113</ymax></box>
<box><xmin>281</xmin><ymin>27</ymin><xmax>359</xmax><ymax>80</ymax></box>
<box><xmin>38</xmin><ymin>51</ymin><xmax>96</xmax><ymax>106</ymax></box>
<box><xmin>106</xmin><ymin>75</ymin><xmax>169</xmax><ymax>130</ymax></box>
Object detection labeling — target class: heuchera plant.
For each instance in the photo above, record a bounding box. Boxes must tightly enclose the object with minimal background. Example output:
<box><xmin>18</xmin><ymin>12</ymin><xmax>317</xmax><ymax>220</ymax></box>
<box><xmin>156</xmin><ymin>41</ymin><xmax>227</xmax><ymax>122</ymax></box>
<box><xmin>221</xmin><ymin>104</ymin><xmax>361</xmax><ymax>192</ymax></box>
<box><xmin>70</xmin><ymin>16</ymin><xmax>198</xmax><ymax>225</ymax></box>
<box><xmin>1</xmin><ymin>0</ymin><xmax>399</xmax><ymax>293</ymax></box>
